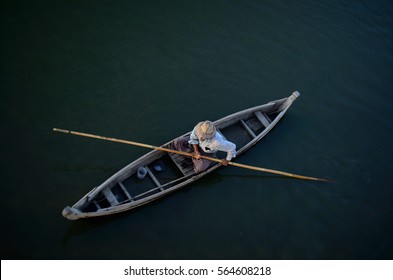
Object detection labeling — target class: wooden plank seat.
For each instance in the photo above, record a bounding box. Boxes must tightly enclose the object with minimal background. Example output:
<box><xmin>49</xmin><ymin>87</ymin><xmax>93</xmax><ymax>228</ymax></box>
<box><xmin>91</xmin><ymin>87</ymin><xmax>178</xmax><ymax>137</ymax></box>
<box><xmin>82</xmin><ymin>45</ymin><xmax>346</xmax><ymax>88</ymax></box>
<box><xmin>254</xmin><ymin>111</ymin><xmax>271</xmax><ymax>128</ymax></box>
<box><xmin>168</xmin><ymin>153</ymin><xmax>195</xmax><ymax>176</ymax></box>
<box><xmin>146</xmin><ymin>166</ymin><xmax>164</xmax><ymax>191</ymax></box>
<box><xmin>240</xmin><ymin>119</ymin><xmax>257</xmax><ymax>138</ymax></box>
<box><xmin>118</xmin><ymin>181</ymin><xmax>133</xmax><ymax>201</ymax></box>
<box><xmin>102</xmin><ymin>188</ymin><xmax>119</xmax><ymax>206</ymax></box>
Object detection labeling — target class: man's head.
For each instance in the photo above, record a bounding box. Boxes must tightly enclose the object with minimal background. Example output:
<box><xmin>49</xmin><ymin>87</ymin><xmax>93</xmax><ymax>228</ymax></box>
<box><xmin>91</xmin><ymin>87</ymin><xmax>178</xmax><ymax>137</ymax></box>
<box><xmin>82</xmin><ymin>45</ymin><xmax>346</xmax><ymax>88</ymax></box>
<box><xmin>195</xmin><ymin>120</ymin><xmax>216</xmax><ymax>141</ymax></box>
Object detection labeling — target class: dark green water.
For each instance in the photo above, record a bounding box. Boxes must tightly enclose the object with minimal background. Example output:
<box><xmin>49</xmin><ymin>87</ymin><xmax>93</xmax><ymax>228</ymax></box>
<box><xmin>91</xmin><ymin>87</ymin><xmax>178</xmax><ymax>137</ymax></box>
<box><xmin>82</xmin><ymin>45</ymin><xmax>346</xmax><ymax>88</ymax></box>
<box><xmin>1</xmin><ymin>0</ymin><xmax>392</xmax><ymax>259</ymax></box>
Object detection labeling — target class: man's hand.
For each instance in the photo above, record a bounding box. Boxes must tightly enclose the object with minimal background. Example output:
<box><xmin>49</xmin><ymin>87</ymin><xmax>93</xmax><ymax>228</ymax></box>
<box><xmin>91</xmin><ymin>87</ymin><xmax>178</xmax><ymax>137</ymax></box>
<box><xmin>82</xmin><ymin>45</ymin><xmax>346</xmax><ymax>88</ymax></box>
<box><xmin>192</xmin><ymin>144</ymin><xmax>201</xmax><ymax>159</ymax></box>
<box><xmin>221</xmin><ymin>159</ymin><xmax>229</xmax><ymax>166</ymax></box>
<box><xmin>193</xmin><ymin>151</ymin><xmax>201</xmax><ymax>160</ymax></box>
<box><xmin>192</xmin><ymin>144</ymin><xmax>201</xmax><ymax>160</ymax></box>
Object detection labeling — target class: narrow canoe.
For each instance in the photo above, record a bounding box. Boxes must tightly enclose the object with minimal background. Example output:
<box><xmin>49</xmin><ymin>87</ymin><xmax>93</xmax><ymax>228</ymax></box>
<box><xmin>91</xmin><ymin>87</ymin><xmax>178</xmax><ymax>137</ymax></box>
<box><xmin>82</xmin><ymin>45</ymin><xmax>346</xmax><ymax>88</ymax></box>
<box><xmin>62</xmin><ymin>91</ymin><xmax>300</xmax><ymax>220</ymax></box>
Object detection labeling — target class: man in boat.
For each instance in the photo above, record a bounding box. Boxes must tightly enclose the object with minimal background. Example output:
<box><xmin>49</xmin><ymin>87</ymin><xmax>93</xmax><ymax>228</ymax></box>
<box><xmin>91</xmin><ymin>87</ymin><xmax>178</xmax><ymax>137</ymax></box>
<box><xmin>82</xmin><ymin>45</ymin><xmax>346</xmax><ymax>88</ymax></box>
<box><xmin>172</xmin><ymin>120</ymin><xmax>236</xmax><ymax>173</ymax></box>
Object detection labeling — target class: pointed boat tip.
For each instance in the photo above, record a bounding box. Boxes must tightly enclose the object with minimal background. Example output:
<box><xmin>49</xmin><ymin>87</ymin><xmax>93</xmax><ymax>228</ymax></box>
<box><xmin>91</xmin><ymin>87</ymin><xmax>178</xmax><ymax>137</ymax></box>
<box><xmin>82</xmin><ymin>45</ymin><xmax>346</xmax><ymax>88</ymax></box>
<box><xmin>62</xmin><ymin>206</ymin><xmax>73</xmax><ymax>217</ymax></box>
<box><xmin>62</xmin><ymin>206</ymin><xmax>80</xmax><ymax>220</ymax></box>
<box><xmin>292</xmin><ymin>91</ymin><xmax>300</xmax><ymax>98</ymax></box>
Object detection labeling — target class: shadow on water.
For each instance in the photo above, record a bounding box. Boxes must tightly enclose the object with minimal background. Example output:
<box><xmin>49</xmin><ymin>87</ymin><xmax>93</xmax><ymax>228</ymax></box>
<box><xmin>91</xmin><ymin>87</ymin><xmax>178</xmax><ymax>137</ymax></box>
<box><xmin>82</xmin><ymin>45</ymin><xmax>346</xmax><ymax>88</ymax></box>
<box><xmin>62</xmin><ymin>222</ymin><xmax>99</xmax><ymax>246</ymax></box>
<box><xmin>62</xmin><ymin>210</ymin><xmax>135</xmax><ymax>246</ymax></box>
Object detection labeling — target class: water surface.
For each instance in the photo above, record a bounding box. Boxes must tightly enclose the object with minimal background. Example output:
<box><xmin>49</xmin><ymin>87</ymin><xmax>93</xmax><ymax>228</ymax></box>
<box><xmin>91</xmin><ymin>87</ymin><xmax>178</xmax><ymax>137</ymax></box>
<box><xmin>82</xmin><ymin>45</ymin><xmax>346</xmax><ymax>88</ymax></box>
<box><xmin>1</xmin><ymin>0</ymin><xmax>392</xmax><ymax>259</ymax></box>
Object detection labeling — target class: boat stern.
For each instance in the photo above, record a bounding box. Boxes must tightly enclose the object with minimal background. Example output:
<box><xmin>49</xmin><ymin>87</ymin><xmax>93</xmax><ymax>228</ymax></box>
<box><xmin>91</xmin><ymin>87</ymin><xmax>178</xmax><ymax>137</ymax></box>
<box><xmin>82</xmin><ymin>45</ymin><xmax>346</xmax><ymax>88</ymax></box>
<box><xmin>278</xmin><ymin>91</ymin><xmax>300</xmax><ymax>111</ymax></box>
<box><xmin>62</xmin><ymin>206</ymin><xmax>82</xmax><ymax>220</ymax></box>
<box><xmin>292</xmin><ymin>90</ymin><xmax>300</xmax><ymax>99</ymax></box>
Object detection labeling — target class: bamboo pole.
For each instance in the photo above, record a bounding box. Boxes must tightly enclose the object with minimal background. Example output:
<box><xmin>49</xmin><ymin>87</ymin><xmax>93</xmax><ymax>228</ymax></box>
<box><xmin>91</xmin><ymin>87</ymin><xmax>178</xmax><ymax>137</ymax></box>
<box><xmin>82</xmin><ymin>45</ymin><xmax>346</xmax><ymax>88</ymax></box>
<box><xmin>53</xmin><ymin>128</ymin><xmax>332</xmax><ymax>182</ymax></box>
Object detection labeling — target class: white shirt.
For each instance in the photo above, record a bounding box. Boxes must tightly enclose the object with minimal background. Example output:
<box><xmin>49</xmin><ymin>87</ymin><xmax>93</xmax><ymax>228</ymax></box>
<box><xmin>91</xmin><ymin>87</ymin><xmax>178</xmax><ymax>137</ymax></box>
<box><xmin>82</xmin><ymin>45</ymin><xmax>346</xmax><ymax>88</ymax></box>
<box><xmin>188</xmin><ymin>130</ymin><xmax>236</xmax><ymax>161</ymax></box>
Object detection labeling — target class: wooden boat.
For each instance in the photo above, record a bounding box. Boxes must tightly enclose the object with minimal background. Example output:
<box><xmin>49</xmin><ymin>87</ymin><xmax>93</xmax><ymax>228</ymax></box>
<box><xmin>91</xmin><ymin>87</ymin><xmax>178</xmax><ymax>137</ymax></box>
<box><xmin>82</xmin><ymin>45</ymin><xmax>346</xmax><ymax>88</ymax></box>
<box><xmin>62</xmin><ymin>91</ymin><xmax>300</xmax><ymax>220</ymax></box>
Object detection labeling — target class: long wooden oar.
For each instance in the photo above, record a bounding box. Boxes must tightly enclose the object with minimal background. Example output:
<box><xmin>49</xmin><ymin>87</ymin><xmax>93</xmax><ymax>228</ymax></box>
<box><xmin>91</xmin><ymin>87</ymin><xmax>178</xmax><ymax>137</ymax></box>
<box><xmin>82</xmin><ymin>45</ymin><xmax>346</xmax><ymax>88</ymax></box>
<box><xmin>53</xmin><ymin>128</ymin><xmax>332</xmax><ymax>182</ymax></box>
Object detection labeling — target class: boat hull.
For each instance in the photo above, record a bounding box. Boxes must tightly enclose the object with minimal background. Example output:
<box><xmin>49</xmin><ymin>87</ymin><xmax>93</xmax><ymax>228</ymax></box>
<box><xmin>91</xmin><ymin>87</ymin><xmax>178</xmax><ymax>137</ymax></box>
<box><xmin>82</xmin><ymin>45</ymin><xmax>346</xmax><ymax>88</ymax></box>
<box><xmin>63</xmin><ymin>91</ymin><xmax>300</xmax><ymax>220</ymax></box>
